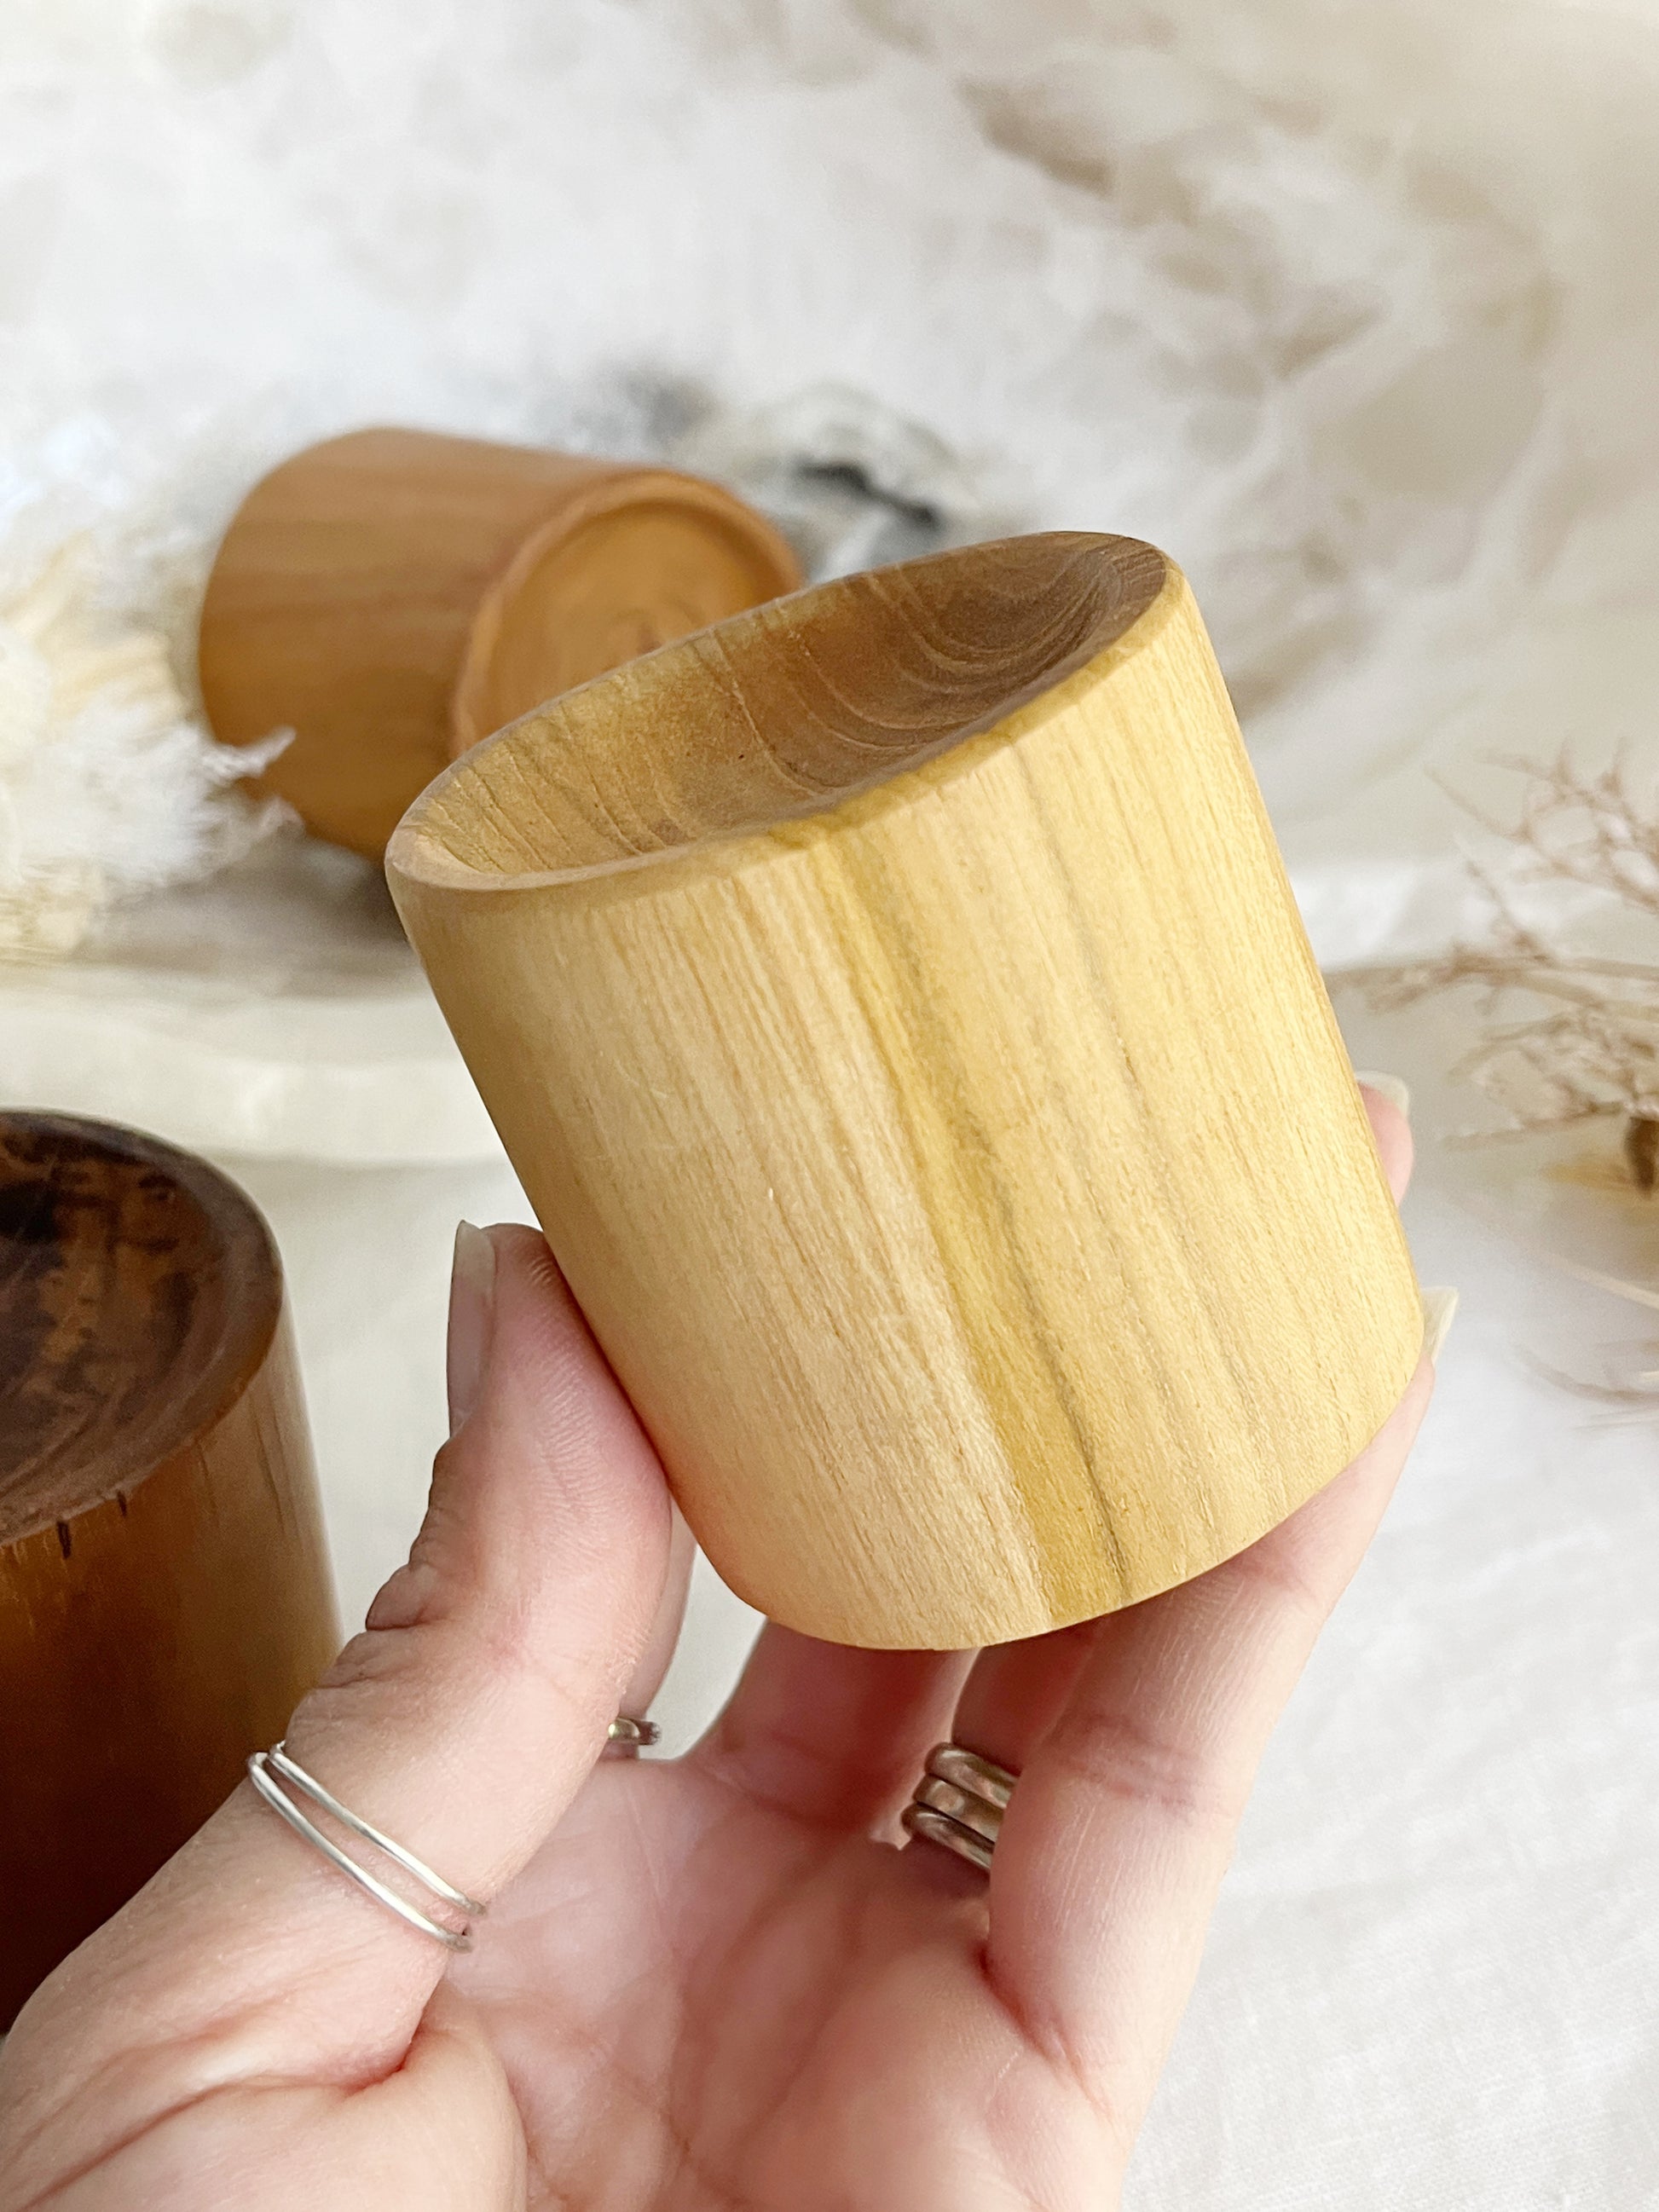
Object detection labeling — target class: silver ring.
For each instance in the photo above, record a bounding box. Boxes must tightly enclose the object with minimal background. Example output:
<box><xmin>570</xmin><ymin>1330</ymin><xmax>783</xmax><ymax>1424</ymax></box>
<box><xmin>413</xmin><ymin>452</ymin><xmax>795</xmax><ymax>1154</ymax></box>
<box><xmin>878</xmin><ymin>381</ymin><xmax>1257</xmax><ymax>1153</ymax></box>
<box><xmin>904</xmin><ymin>1802</ymin><xmax>996</xmax><ymax>1871</ymax></box>
<box><xmin>606</xmin><ymin>1714</ymin><xmax>661</xmax><ymax>1755</ymax></box>
<box><xmin>912</xmin><ymin>1774</ymin><xmax>1002</xmax><ymax>1845</ymax></box>
<box><xmin>926</xmin><ymin>1742</ymin><xmax>1015</xmax><ymax>1811</ymax></box>
<box><xmin>901</xmin><ymin>1742</ymin><xmax>1018</xmax><ymax>1875</ymax></box>
<box><xmin>246</xmin><ymin>1742</ymin><xmax>486</xmax><ymax>1950</ymax></box>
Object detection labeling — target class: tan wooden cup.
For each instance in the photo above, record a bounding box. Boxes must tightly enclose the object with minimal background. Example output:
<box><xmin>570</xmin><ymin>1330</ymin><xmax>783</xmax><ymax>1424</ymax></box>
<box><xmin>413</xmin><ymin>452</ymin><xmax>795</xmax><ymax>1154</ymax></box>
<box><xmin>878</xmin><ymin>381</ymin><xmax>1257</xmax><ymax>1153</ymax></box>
<box><xmin>388</xmin><ymin>534</ymin><xmax>1424</xmax><ymax>1650</ymax></box>
<box><xmin>0</xmin><ymin>1114</ymin><xmax>338</xmax><ymax>2026</ymax></box>
<box><xmin>199</xmin><ymin>426</ymin><xmax>803</xmax><ymax>857</ymax></box>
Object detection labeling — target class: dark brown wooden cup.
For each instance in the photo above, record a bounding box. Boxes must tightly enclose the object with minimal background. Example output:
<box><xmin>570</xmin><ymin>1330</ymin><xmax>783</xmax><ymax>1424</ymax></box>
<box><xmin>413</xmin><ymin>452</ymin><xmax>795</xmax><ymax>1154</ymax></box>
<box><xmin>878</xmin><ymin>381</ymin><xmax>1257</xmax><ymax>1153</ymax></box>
<box><xmin>0</xmin><ymin>1113</ymin><xmax>339</xmax><ymax>2029</ymax></box>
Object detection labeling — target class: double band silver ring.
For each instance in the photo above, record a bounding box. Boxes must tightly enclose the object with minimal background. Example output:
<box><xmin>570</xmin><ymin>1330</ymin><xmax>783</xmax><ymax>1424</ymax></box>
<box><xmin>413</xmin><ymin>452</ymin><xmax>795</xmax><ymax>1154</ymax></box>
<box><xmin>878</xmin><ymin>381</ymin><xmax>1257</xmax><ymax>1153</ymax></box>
<box><xmin>247</xmin><ymin>1742</ymin><xmax>486</xmax><ymax>1949</ymax></box>
<box><xmin>247</xmin><ymin>1712</ymin><xmax>659</xmax><ymax>1948</ymax></box>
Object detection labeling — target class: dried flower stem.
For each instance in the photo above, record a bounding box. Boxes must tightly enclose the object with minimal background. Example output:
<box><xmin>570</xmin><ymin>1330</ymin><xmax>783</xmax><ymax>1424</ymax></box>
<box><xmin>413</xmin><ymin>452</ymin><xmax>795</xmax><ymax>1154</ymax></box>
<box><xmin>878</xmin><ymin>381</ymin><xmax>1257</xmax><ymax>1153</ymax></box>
<box><xmin>1363</xmin><ymin>754</ymin><xmax>1659</xmax><ymax>1152</ymax></box>
<box><xmin>1362</xmin><ymin>751</ymin><xmax>1659</xmax><ymax>1395</ymax></box>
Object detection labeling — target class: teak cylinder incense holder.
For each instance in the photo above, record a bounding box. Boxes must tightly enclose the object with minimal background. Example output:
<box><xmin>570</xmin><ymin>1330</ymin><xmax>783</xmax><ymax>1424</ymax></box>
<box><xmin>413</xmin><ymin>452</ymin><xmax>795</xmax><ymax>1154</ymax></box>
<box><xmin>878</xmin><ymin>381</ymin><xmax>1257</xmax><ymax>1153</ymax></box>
<box><xmin>389</xmin><ymin>534</ymin><xmax>1424</xmax><ymax>1649</ymax></box>
<box><xmin>0</xmin><ymin>1114</ymin><xmax>338</xmax><ymax>2027</ymax></box>
<box><xmin>199</xmin><ymin>426</ymin><xmax>804</xmax><ymax>857</ymax></box>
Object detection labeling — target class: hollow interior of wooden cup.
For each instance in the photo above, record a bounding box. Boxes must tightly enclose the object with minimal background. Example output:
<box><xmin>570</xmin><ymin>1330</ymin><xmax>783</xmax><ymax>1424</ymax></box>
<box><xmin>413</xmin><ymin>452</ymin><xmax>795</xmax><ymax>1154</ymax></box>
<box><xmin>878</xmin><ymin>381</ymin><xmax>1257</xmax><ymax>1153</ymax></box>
<box><xmin>0</xmin><ymin>1115</ymin><xmax>280</xmax><ymax>1543</ymax></box>
<box><xmin>395</xmin><ymin>532</ymin><xmax>1169</xmax><ymax>888</ymax></box>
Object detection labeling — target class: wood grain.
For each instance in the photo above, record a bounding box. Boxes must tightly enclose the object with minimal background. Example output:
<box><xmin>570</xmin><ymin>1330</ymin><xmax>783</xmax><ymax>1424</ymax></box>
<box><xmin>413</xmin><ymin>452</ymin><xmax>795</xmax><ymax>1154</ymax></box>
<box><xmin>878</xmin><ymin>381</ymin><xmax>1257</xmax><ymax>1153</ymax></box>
<box><xmin>0</xmin><ymin>1114</ymin><xmax>338</xmax><ymax>2027</ymax></box>
<box><xmin>388</xmin><ymin>534</ymin><xmax>1424</xmax><ymax>1649</ymax></box>
<box><xmin>198</xmin><ymin>427</ymin><xmax>803</xmax><ymax>857</ymax></box>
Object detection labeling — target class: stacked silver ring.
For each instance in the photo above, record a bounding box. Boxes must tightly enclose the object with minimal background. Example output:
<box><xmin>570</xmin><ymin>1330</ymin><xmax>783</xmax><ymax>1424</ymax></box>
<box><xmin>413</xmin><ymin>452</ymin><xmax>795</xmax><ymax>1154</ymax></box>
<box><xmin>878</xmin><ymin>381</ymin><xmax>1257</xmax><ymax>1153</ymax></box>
<box><xmin>901</xmin><ymin>1742</ymin><xmax>1017</xmax><ymax>1873</ymax></box>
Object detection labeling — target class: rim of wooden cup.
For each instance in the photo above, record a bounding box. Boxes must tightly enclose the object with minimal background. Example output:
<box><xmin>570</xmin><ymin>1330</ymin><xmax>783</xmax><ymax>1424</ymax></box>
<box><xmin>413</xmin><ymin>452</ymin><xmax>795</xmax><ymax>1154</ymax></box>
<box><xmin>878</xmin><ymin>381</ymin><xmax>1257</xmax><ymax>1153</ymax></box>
<box><xmin>0</xmin><ymin>1112</ymin><xmax>283</xmax><ymax>1546</ymax></box>
<box><xmin>388</xmin><ymin>530</ymin><xmax>1170</xmax><ymax>898</ymax></box>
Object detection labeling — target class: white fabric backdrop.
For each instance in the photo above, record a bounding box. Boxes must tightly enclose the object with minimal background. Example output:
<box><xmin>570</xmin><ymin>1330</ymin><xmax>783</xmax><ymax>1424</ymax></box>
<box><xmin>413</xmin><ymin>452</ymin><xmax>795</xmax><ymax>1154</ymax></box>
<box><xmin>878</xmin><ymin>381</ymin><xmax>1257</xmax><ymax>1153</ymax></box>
<box><xmin>4</xmin><ymin>2</ymin><xmax>1659</xmax><ymax>2202</ymax></box>
<box><xmin>9</xmin><ymin>0</ymin><xmax>1659</xmax><ymax>1152</ymax></box>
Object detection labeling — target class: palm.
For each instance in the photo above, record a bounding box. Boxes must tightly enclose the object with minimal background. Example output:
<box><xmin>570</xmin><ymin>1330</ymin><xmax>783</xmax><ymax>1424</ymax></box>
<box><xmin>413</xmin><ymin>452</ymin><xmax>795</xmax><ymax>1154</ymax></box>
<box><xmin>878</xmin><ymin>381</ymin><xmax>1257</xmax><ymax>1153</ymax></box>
<box><xmin>465</xmin><ymin>1754</ymin><xmax>1105</xmax><ymax>2209</ymax></box>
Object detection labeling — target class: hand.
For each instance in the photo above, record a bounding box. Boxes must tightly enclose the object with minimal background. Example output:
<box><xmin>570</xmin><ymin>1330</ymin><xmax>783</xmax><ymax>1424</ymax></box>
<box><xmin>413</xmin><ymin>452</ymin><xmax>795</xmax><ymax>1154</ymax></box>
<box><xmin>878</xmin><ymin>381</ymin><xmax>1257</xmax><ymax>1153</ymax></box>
<box><xmin>0</xmin><ymin>1092</ymin><xmax>1429</xmax><ymax>2212</ymax></box>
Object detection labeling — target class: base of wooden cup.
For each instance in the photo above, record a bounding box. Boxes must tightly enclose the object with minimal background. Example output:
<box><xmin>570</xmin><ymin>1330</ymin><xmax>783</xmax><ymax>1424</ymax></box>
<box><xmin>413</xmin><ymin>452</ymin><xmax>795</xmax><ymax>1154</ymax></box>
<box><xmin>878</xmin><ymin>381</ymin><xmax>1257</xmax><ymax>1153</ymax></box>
<box><xmin>450</xmin><ymin>467</ymin><xmax>804</xmax><ymax>756</ymax></box>
<box><xmin>0</xmin><ymin>1113</ymin><xmax>338</xmax><ymax>2027</ymax></box>
<box><xmin>199</xmin><ymin>428</ymin><xmax>804</xmax><ymax>858</ymax></box>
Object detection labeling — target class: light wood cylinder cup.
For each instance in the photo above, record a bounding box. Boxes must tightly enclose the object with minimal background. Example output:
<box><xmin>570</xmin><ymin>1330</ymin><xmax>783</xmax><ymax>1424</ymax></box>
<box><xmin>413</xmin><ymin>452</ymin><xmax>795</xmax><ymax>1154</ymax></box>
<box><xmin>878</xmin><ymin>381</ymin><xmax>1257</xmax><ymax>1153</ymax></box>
<box><xmin>199</xmin><ymin>427</ymin><xmax>803</xmax><ymax>857</ymax></box>
<box><xmin>389</xmin><ymin>534</ymin><xmax>1423</xmax><ymax>1649</ymax></box>
<box><xmin>0</xmin><ymin>1114</ymin><xmax>338</xmax><ymax>2026</ymax></box>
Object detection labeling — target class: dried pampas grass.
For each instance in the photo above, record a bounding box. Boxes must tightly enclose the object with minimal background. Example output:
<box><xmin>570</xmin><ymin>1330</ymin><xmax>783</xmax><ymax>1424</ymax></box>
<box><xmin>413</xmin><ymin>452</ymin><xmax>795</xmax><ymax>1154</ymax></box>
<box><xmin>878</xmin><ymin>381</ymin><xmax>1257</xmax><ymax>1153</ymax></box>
<box><xmin>0</xmin><ymin>540</ymin><xmax>286</xmax><ymax>958</ymax></box>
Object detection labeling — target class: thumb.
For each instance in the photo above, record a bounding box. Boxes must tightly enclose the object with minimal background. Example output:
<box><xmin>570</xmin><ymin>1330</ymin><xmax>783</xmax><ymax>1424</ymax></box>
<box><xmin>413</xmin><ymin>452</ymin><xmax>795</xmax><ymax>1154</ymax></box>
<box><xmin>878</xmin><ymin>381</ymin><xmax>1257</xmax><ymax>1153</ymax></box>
<box><xmin>290</xmin><ymin>1218</ymin><xmax>674</xmax><ymax>1897</ymax></box>
<box><xmin>7</xmin><ymin>1223</ymin><xmax>674</xmax><ymax>2113</ymax></box>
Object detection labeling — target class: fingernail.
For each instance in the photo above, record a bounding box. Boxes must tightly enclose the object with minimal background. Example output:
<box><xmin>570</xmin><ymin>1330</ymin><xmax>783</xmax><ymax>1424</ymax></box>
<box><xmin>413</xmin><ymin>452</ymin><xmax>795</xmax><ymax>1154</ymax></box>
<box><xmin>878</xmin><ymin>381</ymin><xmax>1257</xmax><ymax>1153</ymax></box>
<box><xmin>1356</xmin><ymin>1069</ymin><xmax>1412</xmax><ymax>1120</ymax></box>
<box><xmin>448</xmin><ymin>1221</ymin><xmax>498</xmax><ymax>1435</ymax></box>
<box><xmin>1420</xmin><ymin>1286</ymin><xmax>1459</xmax><ymax>1364</ymax></box>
